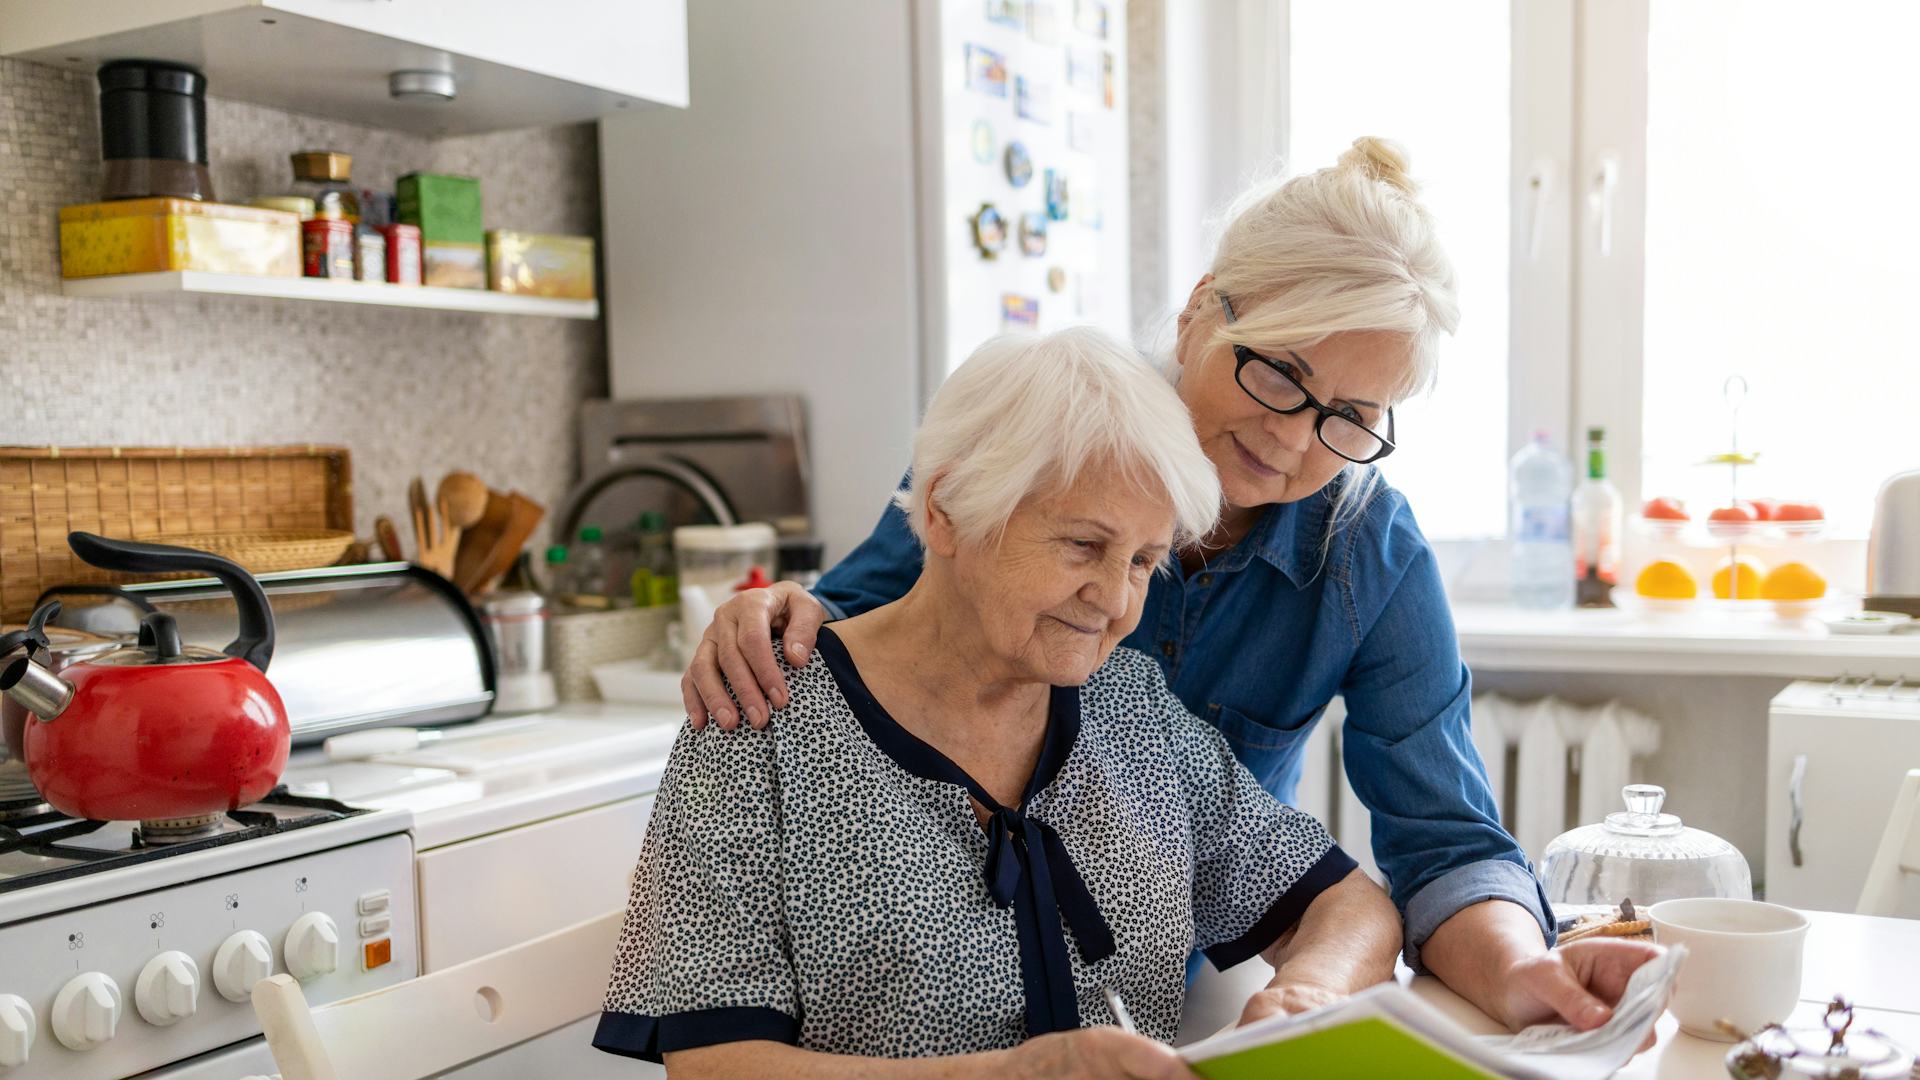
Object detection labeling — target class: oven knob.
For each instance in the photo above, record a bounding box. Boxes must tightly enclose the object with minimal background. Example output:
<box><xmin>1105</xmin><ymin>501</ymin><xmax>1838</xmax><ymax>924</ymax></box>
<box><xmin>135</xmin><ymin>950</ymin><xmax>202</xmax><ymax>1026</ymax></box>
<box><xmin>213</xmin><ymin>930</ymin><xmax>275</xmax><ymax>1003</ymax></box>
<box><xmin>0</xmin><ymin>994</ymin><xmax>35</xmax><ymax>1067</ymax></box>
<box><xmin>284</xmin><ymin>912</ymin><xmax>341</xmax><ymax>982</ymax></box>
<box><xmin>51</xmin><ymin>972</ymin><xmax>121</xmax><ymax>1051</ymax></box>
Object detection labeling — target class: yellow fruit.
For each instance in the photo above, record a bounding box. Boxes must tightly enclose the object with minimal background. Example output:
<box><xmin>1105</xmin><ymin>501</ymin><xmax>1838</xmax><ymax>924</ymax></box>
<box><xmin>1760</xmin><ymin>562</ymin><xmax>1826</xmax><ymax>601</ymax></box>
<box><xmin>1712</xmin><ymin>556</ymin><xmax>1768</xmax><ymax>600</ymax></box>
<box><xmin>1635</xmin><ymin>560</ymin><xmax>1698</xmax><ymax>599</ymax></box>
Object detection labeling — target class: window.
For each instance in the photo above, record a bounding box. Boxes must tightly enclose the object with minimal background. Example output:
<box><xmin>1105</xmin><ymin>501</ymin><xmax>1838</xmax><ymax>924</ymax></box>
<box><xmin>1288</xmin><ymin>0</ymin><xmax>1514</xmax><ymax>541</ymax></box>
<box><xmin>1640</xmin><ymin>0</ymin><xmax>1920</xmax><ymax>536</ymax></box>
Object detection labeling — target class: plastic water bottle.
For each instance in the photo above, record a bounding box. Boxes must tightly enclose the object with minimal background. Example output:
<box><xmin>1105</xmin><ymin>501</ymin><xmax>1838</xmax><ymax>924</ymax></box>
<box><xmin>1510</xmin><ymin>431</ymin><xmax>1574</xmax><ymax>609</ymax></box>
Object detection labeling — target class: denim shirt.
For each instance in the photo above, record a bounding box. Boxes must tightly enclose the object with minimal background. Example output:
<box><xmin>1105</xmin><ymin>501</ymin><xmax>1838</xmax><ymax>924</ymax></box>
<box><xmin>812</xmin><ymin>474</ymin><xmax>1555</xmax><ymax>969</ymax></box>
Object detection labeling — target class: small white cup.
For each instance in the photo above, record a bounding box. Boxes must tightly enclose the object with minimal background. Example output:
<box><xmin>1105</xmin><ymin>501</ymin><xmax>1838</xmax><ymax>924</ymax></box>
<box><xmin>1650</xmin><ymin>897</ymin><xmax>1809</xmax><ymax>1041</ymax></box>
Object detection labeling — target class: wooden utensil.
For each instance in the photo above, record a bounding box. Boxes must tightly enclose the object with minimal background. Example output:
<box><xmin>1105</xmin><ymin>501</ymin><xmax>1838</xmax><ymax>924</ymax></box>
<box><xmin>453</xmin><ymin>488</ymin><xmax>513</xmax><ymax>591</ymax></box>
<box><xmin>407</xmin><ymin>477</ymin><xmax>430</xmax><ymax>562</ymax></box>
<box><xmin>436</xmin><ymin>472</ymin><xmax>489</xmax><ymax>532</ymax></box>
<box><xmin>466</xmin><ymin>492</ymin><xmax>546</xmax><ymax>596</ymax></box>
<box><xmin>373</xmin><ymin>516</ymin><xmax>405</xmax><ymax>562</ymax></box>
<box><xmin>416</xmin><ymin>496</ymin><xmax>460</xmax><ymax>580</ymax></box>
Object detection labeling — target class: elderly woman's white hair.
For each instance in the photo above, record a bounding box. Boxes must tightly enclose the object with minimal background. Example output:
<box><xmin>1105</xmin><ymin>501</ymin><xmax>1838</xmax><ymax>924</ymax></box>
<box><xmin>897</xmin><ymin>326</ymin><xmax>1220</xmax><ymax>552</ymax></box>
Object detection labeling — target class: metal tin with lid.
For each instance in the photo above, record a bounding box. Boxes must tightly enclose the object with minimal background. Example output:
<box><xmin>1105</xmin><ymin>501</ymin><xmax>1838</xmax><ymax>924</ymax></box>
<box><xmin>1540</xmin><ymin>784</ymin><xmax>1753</xmax><ymax>907</ymax></box>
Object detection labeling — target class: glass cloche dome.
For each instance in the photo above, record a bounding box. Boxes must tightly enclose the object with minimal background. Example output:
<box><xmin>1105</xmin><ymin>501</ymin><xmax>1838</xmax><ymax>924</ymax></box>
<box><xmin>1540</xmin><ymin>784</ymin><xmax>1752</xmax><ymax>907</ymax></box>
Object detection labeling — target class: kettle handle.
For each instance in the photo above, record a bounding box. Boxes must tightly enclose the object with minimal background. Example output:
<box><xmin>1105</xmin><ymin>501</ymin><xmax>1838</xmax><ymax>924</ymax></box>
<box><xmin>65</xmin><ymin>532</ymin><xmax>275</xmax><ymax>673</ymax></box>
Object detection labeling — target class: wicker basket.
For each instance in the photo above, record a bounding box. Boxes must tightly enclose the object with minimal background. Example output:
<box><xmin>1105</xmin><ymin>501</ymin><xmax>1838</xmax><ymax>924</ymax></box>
<box><xmin>0</xmin><ymin>445</ymin><xmax>353</xmax><ymax>622</ymax></box>
<box><xmin>548</xmin><ymin>604</ymin><xmax>678</xmax><ymax>702</ymax></box>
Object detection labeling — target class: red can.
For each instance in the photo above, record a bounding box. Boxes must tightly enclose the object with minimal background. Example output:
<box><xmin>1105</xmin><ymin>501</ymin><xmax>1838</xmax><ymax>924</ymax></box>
<box><xmin>302</xmin><ymin>218</ymin><xmax>355</xmax><ymax>278</ymax></box>
<box><xmin>380</xmin><ymin>223</ymin><xmax>422</xmax><ymax>286</ymax></box>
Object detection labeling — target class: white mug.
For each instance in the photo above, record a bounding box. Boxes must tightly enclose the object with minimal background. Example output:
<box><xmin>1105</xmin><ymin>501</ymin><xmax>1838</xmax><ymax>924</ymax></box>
<box><xmin>1650</xmin><ymin>897</ymin><xmax>1809</xmax><ymax>1041</ymax></box>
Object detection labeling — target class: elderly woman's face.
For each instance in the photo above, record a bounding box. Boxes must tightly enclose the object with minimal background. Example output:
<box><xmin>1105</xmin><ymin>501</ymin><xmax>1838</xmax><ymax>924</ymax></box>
<box><xmin>944</xmin><ymin>461</ymin><xmax>1174</xmax><ymax>686</ymax></box>
<box><xmin>1176</xmin><ymin>311</ymin><xmax>1410</xmax><ymax>511</ymax></box>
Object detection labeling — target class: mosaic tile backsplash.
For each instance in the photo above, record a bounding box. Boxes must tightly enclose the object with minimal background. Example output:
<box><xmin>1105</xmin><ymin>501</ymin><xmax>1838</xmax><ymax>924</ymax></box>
<box><xmin>0</xmin><ymin>56</ymin><xmax>607</xmax><ymax>548</ymax></box>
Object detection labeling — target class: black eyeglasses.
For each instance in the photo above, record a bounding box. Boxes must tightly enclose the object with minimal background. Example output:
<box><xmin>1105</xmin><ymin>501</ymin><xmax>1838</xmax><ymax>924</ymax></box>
<box><xmin>1218</xmin><ymin>295</ymin><xmax>1396</xmax><ymax>464</ymax></box>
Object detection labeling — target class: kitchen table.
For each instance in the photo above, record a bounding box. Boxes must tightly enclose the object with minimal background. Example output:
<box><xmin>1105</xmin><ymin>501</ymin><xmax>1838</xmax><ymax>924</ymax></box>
<box><xmin>1403</xmin><ymin>909</ymin><xmax>1920</xmax><ymax>1077</ymax></box>
<box><xmin>1179</xmin><ymin>908</ymin><xmax>1920</xmax><ymax>1076</ymax></box>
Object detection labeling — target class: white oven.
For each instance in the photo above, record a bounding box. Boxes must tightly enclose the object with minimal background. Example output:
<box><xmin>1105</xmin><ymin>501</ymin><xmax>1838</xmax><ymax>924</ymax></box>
<box><xmin>1766</xmin><ymin>677</ymin><xmax>1920</xmax><ymax>912</ymax></box>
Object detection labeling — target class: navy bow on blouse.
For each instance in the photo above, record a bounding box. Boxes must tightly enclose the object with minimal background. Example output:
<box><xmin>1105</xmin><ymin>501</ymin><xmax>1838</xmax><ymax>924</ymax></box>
<box><xmin>982</xmin><ymin>805</ymin><xmax>1118</xmax><ymax>1035</ymax></box>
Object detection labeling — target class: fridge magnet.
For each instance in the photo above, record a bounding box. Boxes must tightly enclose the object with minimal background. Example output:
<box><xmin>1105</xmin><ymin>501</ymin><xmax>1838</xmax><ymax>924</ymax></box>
<box><xmin>971</xmin><ymin>119</ymin><xmax>997</xmax><ymax>164</ymax></box>
<box><xmin>1026</xmin><ymin>1</ymin><xmax>1060</xmax><ymax>44</ymax></box>
<box><xmin>1015</xmin><ymin>75</ymin><xmax>1052</xmax><ymax>124</ymax></box>
<box><xmin>1074</xmin><ymin>0</ymin><xmax>1109</xmax><ymax>39</ymax></box>
<box><xmin>1075</xmin><ymin>180</ymin><xmax>1104</xmax><ymax>230</ymax></box>
<box><xmin>970</xmin><ymin>203</ymin><xmax>1009</xmax><ymax>259</ymax></box>
<box><xmin>985</xmin><ymin>0</ymin><xmax>1024</xmax><ymax>29</ymax></box>
<box><xmin>1003</xmin><ymin>140</ymin><xmax>1034</xmax><ymax>187</ymax></box>
<box><xmin>1067</xmin><ymin>111</ymin><xmax>1096</xmax><ymax>152</ymax></box>
<box><xmin>1047</xmin><ymin>266</ymin><xmax>1068</xmax><ymax>293</ymax></box>
<box><xmin>1067</xmin><ymin>48</ymin><xmax>1101</xmax><ymax>94</ymax></box>
<box><xmin>1044</xmin><ymin>169</ymin><xmax>1070</xmax><ymax>220</ymax></box>
<box><xmin>965</xmin><ymin>44</ymin><xmax>1009</xmax><ymax>97</ymax></box>
<box><xmin>1001</xmin><ymin>292</ymin><xmax>1040</xmax><ymax>328</ymax></box>
<box><xmin>1018</xmin><ymin>212</ymin><xmax>1048</xmax><ymax>256</ymax></box>
<box><xmin>1103</xmin><ymin>51</ymin><xmax>1115</xmax><ymax>107</ymax></box>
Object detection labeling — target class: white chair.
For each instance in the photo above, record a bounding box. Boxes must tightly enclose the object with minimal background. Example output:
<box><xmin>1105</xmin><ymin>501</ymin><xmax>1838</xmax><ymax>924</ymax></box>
<box><xmin>1857</xmin><ymin>769</ymin><xmax>1920</xmax><ymax>918</ymax></box>
<box><xmin>251</xmin><ymin>909</ymin><xmax>624</xmax><ymax>1080</ymax></box>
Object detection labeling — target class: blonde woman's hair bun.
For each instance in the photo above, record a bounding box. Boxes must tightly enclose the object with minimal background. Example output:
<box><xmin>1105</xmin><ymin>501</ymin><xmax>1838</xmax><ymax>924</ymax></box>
<box><xmin>1339</xmin><ymin>136</ymin><xmax>1417</xmax><ymax>195</ymax></box>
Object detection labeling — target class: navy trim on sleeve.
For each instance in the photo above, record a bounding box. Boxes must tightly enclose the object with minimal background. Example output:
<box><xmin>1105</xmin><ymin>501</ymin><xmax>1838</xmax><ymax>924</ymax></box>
<box><xmin>1201</xmin><ymin>844</ymin><xmax>1359</xmax><ymax>971</ymax></box>
<box><xmin>592</xmin><ymin>1006</ymin><xmax>800</xmax><ymax>1063</ymax></box>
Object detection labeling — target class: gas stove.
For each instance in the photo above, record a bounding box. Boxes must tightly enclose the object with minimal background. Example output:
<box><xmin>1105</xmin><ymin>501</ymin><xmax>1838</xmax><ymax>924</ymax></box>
<box><xmin>0</xmin><ymin>791</ymin><xmax>416</xmax><ymax>1079</ymax></box>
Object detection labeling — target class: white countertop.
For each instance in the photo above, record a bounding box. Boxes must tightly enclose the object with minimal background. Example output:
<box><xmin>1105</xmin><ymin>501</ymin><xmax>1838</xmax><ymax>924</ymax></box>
<box><xmin>282</xmin><ymin>703</ymin><xmax>684</xmax><ymax>850</ymax></box>
<box><xmin>1453</xmin><ymin>602</ymin><xmax>1920</xmax><ymax>678</ymax></box>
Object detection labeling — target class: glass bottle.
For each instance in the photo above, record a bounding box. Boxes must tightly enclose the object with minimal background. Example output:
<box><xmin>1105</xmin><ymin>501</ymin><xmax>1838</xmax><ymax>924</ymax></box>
<box><xmin>628</xmin><ymin>511</ymin><xmax>679</xmax><ymax>607</ymax></box>
<box><xmin>1572</xmin><ymin>426</ymin><xmax>1624</xmax><ymax>607</ymax></box>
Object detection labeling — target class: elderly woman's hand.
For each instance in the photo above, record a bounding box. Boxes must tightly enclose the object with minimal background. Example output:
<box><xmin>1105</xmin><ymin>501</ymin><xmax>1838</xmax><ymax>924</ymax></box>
<box><xmin>681</xmin><ymin>581</ymin><xmax>829</xmax><ymax>731</ymax></box>
<box><xmin>1236</xmin><ymin>980</ymin><xmax>1344</xmax><ymax>1026</ymax></box>
<box><xmin>1499</xmin><ymin>938</ymin><xmax>1665</xmax><ymax>1045</ymax></box>
<box><xmin>1000</xmin><ymin>1028</ymin><xmax>1195</xmax><ymax>1079</ymax></box>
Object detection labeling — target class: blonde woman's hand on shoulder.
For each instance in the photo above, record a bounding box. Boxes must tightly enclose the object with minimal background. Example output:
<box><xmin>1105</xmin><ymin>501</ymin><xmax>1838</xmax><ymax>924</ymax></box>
<box><xmin>681</xmin><ymin>580</ymin><xmax>829</xmax><ymax>731</ymax></box>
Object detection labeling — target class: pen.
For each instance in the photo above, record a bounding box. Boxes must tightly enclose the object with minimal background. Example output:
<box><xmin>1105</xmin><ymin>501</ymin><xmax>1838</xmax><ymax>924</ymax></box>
<box><xmin>1101</xmin><ymin>984</ymin><xmax>1137</xmax><ymax>1034</ymax></box>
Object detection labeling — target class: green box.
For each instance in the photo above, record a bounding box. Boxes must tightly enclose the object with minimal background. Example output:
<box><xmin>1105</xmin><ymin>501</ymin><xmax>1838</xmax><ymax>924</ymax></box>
<box><xmin>396</xmin><ymin>172</ymin><xmax>483</xmax><ymax>246</ymax></box>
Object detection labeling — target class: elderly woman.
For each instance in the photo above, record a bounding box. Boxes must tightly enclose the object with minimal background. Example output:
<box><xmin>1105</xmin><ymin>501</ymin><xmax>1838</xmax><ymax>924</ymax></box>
<box><xmin>685</xmin><ymin>137</ymin><xmax>1663</xmax><ymax>1036</ymax></box>
<box><xmin>595</xmin><ymin>328</ymin><xmax>1399</xmax><ymax>1078</ymax></box>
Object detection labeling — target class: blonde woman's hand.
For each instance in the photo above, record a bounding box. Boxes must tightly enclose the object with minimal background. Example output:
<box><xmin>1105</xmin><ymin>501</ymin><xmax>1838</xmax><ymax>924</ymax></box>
<box><xmin>999</xmin><ymin>1028</ymin><xmax>1195</xmax><ymax>1080</ymax></box>
<box><xmin>681</xmin><ymin>581</ymin><xmax>828</xmax><ymax>731</ymax></box>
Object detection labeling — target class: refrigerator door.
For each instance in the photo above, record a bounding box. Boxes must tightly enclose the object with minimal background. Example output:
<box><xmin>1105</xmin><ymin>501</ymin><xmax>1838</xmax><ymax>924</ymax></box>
<box><xmin>1766</xmin><ymin>692</ymin><xmax>1920</xmax><ymax>911</ymax></box>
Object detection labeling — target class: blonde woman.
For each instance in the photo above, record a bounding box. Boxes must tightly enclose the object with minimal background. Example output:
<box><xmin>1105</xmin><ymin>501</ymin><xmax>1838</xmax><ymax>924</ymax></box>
<box><xmin>685</xmin><ymin>139</ymin><xmax>1661</xmax><ymax>1035</ymax></box>
<box><xmin>599</xmin><ymin>328</ymin><xmax>1398</xmax><ymax>1077</ymax></box>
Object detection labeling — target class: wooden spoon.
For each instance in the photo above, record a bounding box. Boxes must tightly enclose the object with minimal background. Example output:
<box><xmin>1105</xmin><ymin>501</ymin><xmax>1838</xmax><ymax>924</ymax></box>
<box><xmin>437</xmin><ymin>471</ymin><xmax>489</xmax><ymax>532</ymax></box>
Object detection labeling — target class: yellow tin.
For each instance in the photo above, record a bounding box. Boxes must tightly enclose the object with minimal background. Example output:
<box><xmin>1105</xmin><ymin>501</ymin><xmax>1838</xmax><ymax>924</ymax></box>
<box><xmin>59</xmin><ymin>198</ymin><xmax>301</xmax><ymax>278</ymax></box>
<box><xmin>485</xmin><ymin>230</ymin><xmax>595</xmax><ymax>299</ymax></box>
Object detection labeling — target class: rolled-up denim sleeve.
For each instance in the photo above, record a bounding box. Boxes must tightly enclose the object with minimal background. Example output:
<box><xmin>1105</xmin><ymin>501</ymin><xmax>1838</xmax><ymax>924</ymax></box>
<box><xmin>812</xmin><ymin>473</ymin><xmax>924</xmax><ymax>621</ymax></box>
<box><xmin>1336</xmin><ymin>504</ymin><xmax>1555</xmax><ymax>970</ymax></box>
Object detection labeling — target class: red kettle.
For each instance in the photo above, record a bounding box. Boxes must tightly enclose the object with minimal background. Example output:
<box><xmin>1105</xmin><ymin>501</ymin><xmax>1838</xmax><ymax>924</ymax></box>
<box><xmin>0</xmin><ymin>532</ymin><xmax>290</xmax><ymax>825</ymax></box>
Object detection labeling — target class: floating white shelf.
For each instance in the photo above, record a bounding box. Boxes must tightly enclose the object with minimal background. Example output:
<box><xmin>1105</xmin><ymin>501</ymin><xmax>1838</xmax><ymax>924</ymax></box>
<box><xmin>61</xmin><ymin>270</ymin><xmax>600</xmax><ymax>320</ymax></box>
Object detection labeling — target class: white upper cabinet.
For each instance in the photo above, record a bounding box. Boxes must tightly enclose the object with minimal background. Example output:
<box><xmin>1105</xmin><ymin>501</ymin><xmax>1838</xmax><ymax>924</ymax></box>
<box><xmin>0</xmin><ymin>0</ymin><xmax>688</xmax><ymax>134</ymax></box>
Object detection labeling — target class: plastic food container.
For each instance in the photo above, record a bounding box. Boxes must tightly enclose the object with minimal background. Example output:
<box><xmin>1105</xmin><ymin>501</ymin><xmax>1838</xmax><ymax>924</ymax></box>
<box><xmin>1540</xmin><ymin>784</ymin><xmax>1752</xmax><ymax>907</ymax></box>
<box><xmin>59</xmin><ymin>198</ymin><xmax>300</xmax><ymax>278</ymax></box>
<box><xmin>673</xmin><ymin>524</ymin><xmax>778</xmax><ymax>653</ymax></box>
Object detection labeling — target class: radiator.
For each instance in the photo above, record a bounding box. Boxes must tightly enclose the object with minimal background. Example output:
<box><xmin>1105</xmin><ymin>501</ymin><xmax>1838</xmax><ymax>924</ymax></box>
<box><xmin>1291</xmin><ymin>696</ymin><xmax>1661</xmax><ymax>880</ymax></box>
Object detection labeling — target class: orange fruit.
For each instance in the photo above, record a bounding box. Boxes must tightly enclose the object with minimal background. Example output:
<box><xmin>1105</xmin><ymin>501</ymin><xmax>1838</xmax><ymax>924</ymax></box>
<box><xmin>1760</xmin><ymin>562</ymin><xmax>1826</xmax><ymax>601</ymax></box>
<box><xmin>1712</xmin><ymin>556</ymin><xmax>1767</xmax><ymax>600</ymax></box>
<box><xmin>1642</xmin><ymin>497</ymin><xmax>1689</xmax><ymax>522</ymax></box>
<box><xmin>1635</xmin><ymin>560</ymin><xmax>1698</xmax><ymax>600</ymax></box>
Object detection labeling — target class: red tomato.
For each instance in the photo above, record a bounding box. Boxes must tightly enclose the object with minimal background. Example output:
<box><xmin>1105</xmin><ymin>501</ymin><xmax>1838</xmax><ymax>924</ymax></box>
<box><xmin>1748</xmin><ymin>498</ymin><xmax>1780</xmax><ymax>521</ymax></box>
<box><xmin>1642</xmin><ymin>497</ymin><xmax>1689</xmax><ymax>521</ymax></box>
<box><xmin>1708</xmin><ymin>503</ymin><xmax>1759</xmax><ymax>523</ymax></box>
<box><xmin>1773</xmin><ymin>502</ymin><xmax>1824</xmax><ymax>521</ymax></box>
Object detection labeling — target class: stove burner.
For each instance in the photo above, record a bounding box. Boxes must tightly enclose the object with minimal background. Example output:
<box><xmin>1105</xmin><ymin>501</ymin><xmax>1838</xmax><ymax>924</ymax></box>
<box><xmin>0</xmin><ymin>789</ymin><xmax>368</xmax><ymax>893</ymax></box>
<box><xmin>138</xmin><ymin>813</ymin><xmax>224</xmax><ymax>844</ymax></box>
<box><xmin>0</xmin><ymin>796</ymin><xmax>51</xmax><ymax>823</ymax></box>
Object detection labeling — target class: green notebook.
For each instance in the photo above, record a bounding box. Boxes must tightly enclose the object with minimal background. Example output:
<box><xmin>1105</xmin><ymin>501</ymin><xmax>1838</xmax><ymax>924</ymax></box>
<box><xmin>1178</xmin><ymin>946</ymin><xmax>1683</xmax><ymax>1080</ymax></box>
